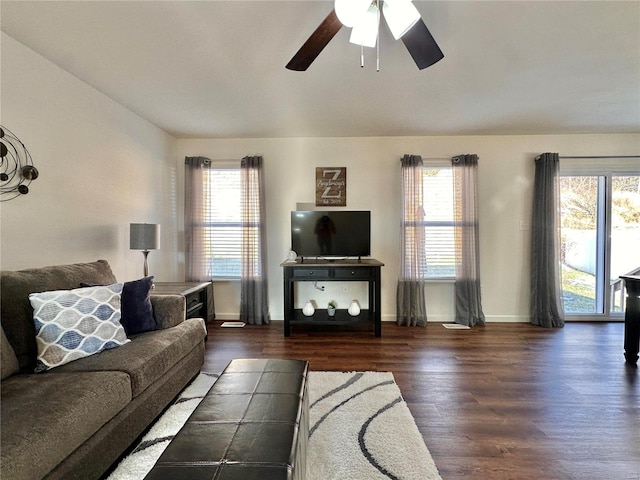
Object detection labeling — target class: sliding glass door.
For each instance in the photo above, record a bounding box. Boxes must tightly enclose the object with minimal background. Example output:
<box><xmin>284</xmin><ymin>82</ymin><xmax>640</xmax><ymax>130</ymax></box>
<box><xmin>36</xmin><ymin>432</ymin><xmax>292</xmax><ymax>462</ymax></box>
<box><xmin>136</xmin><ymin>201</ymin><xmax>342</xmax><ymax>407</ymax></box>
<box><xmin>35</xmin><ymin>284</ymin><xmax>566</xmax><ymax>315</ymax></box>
<box><xmin>560</xmin><ymin>172</ymin><xmax>640</xmax><ymax>319</ymax></box>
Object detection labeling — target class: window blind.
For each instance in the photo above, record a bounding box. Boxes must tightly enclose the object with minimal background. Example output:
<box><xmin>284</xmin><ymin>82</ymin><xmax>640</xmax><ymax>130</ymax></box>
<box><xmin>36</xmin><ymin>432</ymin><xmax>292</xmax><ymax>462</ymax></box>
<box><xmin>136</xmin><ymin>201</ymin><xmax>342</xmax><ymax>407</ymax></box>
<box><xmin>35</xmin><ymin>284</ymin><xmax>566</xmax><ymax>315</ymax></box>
<box><xmin>204</xmin><ymin>168</ymin><xmax>242</xmax><ymax>278</ymax></box>
<box><xmin>423</xmin><ymin>167</ymin><xmax>455</xmax><ymax>278</ymax></box>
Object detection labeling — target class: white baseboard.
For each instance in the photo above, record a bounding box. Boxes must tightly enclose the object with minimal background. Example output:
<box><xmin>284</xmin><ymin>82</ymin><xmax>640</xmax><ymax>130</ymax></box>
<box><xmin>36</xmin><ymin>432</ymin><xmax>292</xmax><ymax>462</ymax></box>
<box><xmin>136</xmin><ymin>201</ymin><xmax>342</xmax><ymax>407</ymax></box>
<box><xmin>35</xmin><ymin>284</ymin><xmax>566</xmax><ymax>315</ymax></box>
<box><xmin>214</xmin><ymin>314</ymin><xmax>530</xmax><ymax>323</ymax></box>
<box><xmin>483</xmin><ymin>315</ymin><xmax>530</xmax><ymax>323</ymax></box>
<box><xmin>382</xmin><ymin>314</ymin><xmax>528</xmax><ymax>323</ymax></box>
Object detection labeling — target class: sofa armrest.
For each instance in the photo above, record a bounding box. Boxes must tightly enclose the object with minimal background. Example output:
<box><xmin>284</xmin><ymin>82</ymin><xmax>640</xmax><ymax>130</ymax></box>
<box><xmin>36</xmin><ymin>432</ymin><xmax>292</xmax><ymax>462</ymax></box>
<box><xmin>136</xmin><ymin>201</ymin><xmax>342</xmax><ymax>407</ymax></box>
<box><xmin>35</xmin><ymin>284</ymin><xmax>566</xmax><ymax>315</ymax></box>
<box><xmin>150</xmin><ymin>295</ymin><xmax>186</xmax><ymax>330</ymax></box>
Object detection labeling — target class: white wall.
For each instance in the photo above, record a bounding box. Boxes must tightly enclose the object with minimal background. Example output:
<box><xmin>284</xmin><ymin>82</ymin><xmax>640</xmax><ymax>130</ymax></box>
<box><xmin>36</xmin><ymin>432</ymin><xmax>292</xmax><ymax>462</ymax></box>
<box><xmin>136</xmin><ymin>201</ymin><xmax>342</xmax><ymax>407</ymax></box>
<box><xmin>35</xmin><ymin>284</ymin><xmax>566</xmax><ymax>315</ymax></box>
<box><xmin>2</xmin><ymin>32</ymin><xmax>637</xmax><ymax>323</ymax></box>
<box><xmin>177</xmin><ymin>134</ymin><xmax>640</xmax><ymax>322</ymax></box>
<box><xmin>0</xmin><ymin>33</ymin><xmax>178</xmax><ymax>281</ymax></box>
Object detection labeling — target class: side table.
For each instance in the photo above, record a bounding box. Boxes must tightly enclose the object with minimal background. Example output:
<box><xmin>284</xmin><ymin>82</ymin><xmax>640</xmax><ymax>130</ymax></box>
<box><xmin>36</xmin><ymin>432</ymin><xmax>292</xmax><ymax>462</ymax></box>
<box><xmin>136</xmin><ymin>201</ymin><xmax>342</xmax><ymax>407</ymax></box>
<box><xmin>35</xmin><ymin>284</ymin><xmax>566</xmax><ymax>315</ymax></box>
<box><xmin>152</xmin><ymin>282</ymin><xmax>215</xmax><ymax>323</ymax></box>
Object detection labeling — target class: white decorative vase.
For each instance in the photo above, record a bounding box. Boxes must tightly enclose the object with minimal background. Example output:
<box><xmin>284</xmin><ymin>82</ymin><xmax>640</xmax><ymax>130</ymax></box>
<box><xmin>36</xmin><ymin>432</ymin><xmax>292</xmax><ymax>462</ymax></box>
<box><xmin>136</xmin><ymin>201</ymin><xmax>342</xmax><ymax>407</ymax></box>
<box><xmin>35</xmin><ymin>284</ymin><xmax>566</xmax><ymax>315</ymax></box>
<box><xmin>302</xmin><ymin>301</ymin><xmax>315</xmax><ymax>316</ymax></box>
<box><xmin>348</xmin><ymin>300</ymin><xmax>360</xmax><ymax>316</ymax></box>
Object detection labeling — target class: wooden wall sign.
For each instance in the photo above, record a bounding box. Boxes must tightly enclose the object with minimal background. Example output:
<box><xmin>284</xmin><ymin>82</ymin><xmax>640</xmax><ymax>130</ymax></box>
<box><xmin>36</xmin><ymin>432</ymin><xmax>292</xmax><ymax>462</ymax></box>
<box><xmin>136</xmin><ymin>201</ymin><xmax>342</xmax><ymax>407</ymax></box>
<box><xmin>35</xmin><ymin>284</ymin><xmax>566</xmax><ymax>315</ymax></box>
<box><xmin>316</xmin><ymin>167</ymin><xmax>346</xmax><ymax>206</ymax></box>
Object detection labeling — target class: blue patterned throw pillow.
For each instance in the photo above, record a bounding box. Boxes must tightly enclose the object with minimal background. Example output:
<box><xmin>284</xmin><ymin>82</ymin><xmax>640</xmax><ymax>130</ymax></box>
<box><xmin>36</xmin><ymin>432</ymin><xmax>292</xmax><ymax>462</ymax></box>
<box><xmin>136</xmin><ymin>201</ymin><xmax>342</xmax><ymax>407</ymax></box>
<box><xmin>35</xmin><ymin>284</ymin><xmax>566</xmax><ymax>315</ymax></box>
<box><xmin>81</xmin><ymin>276</ymin><xmax>157</xmax><ymax>335</ymax></box>
<box><xmin>29</xmin><ymin>283</ymin><xmax>130</xmax><ymax>372</ymax></box>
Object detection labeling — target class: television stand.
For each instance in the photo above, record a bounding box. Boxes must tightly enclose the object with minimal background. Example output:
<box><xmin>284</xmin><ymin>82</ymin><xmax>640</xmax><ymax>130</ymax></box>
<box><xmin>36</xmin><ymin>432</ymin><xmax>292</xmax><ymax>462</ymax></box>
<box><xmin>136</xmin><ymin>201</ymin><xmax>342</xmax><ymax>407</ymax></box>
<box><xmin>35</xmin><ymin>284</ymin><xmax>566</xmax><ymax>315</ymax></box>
<box><xmin>280</xmin><ymin>258</ymin><xmax>384</xmax><ymax>337</ymax></box>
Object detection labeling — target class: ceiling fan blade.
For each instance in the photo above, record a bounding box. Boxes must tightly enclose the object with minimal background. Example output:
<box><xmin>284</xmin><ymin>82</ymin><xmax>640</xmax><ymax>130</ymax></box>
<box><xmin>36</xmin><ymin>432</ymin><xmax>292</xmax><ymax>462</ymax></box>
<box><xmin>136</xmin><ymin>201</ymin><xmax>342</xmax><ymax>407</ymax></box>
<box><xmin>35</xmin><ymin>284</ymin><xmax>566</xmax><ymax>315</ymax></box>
<box><xmin>401</xmin><ymin>18</ymin><xmax>444</xmax><ymax>70</ymax></box>
<box><xmin>286</xmin><ymin>9</ymin><xmax>343</xmax><ymax>71</ymax></box>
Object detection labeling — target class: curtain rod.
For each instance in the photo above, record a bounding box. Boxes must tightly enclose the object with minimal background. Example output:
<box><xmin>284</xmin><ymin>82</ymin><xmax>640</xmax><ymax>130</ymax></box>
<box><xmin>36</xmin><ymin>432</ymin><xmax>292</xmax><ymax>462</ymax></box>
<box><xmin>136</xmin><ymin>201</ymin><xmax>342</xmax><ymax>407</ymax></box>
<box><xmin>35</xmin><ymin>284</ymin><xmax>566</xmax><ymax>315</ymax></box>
<box><xmin>536</xmin><ymin>154</ymin><xmax>640</xmax><ymax>160</ymax></box>
<box><xmin>559</xmin><ymin>155</ymin><xmax>640</xmax><ymax>159</ymax></box>
<box><xmin>399</xmin><ymin>157</ymin><xmax>451</xmax><ymax>162</ymax></box>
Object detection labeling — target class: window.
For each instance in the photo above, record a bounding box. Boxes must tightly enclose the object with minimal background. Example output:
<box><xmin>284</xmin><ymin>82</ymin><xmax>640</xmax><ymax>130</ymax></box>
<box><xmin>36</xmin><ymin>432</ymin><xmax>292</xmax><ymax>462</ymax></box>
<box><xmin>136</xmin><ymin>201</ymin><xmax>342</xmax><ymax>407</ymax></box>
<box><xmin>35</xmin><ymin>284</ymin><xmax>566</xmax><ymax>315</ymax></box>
<box><xmin>560</xmin><ymin>163</ymin><xmax>640</xmax><ymax>318</ymax></box>
<box><xmin>204</xmin><ymin>166</ymin><xmax>242</xmax><ymax>278</ymax></box>
<box><xmin>422</xmin><ymin>167</ymin><xmax>456</xmax><ymax>278</ymax></box>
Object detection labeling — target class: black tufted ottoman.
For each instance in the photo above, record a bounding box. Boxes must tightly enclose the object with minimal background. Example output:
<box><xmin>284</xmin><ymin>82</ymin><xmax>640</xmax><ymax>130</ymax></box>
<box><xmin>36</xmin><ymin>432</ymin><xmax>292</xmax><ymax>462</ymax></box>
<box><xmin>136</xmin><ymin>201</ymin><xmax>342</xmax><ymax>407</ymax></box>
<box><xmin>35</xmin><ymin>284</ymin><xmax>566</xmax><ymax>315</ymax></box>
<box><xmin>144</xmin><ymin>358</ymin><xmax>309</xmax><ymax>480</ymax></box>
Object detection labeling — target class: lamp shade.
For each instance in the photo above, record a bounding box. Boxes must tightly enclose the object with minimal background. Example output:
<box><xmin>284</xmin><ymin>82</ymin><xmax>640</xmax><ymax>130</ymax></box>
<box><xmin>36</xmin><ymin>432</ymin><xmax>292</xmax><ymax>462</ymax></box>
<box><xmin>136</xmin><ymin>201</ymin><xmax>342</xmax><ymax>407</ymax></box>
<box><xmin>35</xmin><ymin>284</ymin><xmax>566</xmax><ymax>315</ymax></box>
<box><xmin>130</xmin><ymin>223</ymin><xmax>160</xmax><ymax>250</ymax></box>
<box><xmin>383</xmin><ymin>0</ymin><xmax>420</xmax><ymax>40</ymax></box>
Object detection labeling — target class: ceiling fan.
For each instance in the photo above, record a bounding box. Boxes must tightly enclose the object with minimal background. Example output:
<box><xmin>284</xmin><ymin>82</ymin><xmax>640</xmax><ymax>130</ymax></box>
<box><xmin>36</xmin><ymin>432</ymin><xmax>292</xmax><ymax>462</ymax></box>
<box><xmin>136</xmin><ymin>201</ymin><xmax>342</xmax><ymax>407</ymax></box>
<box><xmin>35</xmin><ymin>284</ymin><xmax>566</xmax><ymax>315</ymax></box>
<box><xmin>286</xmin><ymin>0</ymin><xmax>444</xmax><ymax>71</ymax></box>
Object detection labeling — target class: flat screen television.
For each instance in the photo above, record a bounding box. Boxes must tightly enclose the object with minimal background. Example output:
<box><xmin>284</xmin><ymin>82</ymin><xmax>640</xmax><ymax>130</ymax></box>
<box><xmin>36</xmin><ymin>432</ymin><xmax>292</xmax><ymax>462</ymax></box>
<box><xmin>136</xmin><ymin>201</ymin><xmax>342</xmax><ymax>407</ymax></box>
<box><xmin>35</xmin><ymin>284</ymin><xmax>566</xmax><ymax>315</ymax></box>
<box><xmin>291</xmin><ymin>210</ymin><xmax>371</xmax><ymax>259</ymax></box>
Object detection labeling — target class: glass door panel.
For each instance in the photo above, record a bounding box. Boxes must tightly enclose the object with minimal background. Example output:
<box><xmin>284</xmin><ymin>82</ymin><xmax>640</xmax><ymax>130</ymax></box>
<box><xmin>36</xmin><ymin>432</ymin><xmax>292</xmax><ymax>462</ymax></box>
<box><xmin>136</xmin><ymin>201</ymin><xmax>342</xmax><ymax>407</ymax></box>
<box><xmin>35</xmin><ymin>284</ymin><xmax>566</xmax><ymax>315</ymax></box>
<box><xmin>610</xmin><ymin>175</ymin><xmax>640</xmax><ymax>313</ymax></box>
<box><xmin>560</xmin><ymin>176</ymin><xmax>602</xmax><ymax>314</ymax></box>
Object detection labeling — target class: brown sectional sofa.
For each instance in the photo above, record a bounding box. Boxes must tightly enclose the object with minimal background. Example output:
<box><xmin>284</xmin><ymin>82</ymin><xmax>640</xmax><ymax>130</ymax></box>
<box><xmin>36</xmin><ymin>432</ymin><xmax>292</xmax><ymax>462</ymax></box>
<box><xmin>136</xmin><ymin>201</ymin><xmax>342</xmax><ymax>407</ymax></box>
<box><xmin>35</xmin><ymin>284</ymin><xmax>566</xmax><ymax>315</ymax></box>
<box><xmin>0</xmin><ymin>260</ymin><xmax>208</xmax><ymax>480</ymax></box>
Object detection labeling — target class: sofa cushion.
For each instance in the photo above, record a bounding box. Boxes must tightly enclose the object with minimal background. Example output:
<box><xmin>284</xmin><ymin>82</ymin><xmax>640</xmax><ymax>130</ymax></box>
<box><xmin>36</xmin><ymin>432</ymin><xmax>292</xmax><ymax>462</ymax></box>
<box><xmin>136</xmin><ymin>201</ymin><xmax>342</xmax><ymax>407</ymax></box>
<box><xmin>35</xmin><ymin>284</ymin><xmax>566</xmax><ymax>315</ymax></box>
<box><xmin>1</xmin><ymin>326</ymin><xmax>20</xmax><ymax>379</ymax></box>
<box><xmin>150</xmin><ymin>294</ymin><xmax>187</xmax><ymax>330</ymax></box>
<box><xmin>0</xmin><ymin>371</ymin><xmax>131</xmax><ymax>480</ymax></box>
<box><xmin>53</xmin><ymin>317</ymin><xmax>207</xmax><ymax>397</ymax></box>
<box><xmin>0</xmin><ymin>260</ymin><xmax>117</xmax><ymax>371</ymax></box>
<box><xmin>29</xmin><ymin>283</ymin><xmax>130</xmax><ymax>372</ymax></box>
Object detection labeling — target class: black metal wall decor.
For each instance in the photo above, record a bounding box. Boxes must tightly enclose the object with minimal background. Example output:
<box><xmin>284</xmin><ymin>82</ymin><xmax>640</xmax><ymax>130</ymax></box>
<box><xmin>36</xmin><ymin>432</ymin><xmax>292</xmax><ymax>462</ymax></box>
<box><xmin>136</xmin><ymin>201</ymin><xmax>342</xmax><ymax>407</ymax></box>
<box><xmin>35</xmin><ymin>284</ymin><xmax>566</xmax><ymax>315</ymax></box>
<box><xmin>0</xmin><ymin>126</ymin><xmax>39</xmax><ymax>201</ymax></box>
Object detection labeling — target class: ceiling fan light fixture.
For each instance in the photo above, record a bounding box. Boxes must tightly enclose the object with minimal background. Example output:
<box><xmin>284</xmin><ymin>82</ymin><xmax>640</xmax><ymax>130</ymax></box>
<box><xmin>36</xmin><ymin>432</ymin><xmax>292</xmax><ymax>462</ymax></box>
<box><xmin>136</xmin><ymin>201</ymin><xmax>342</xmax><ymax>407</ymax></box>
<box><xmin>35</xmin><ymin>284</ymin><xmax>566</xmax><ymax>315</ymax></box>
<box><xmin>382</xmin><ymin>0</ymin><xmax>420</xmax><ymax>40</ymax></box>
<box><xmin>335</xmin><ymin>0</ymin><xmax>371</xmax><ymax>28</ymax></box>
<box><xmin>286</xmin><ymin>1</ymin><xmax>442</xmax><ymax>71</ymax></box>
<box><xmin>349</xmin><ymin>3</ymin><xmax>380</xmax><ymax>48</ymax></box>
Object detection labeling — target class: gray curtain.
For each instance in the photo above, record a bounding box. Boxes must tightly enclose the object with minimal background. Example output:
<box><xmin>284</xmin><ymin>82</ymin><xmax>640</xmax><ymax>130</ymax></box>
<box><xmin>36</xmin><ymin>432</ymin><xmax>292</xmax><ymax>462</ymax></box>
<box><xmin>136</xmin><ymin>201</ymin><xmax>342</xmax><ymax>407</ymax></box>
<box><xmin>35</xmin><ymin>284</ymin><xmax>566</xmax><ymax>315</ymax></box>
<box><xmin>530</xmin><ymin>153</ymin><xmax>564</xmax><ymax>328</ymax></box>
<box><xmin>397</xmin><ymin>154</ymin><xmax>428</xmax><ymax>326</ymax></box>
<box><xmin>452</xmin><ymin>154</ymin><xmax>485</xmax><ymax>327</ymax></box>
<box><xmin>240</xmin><ymin>156</ymin><xmax>270</xmax><ymax>325</ymax></box>
<box><xmin>184</xmin><ymin>156</ymin><xmax>213</xmax><ymax>282</ymax></box>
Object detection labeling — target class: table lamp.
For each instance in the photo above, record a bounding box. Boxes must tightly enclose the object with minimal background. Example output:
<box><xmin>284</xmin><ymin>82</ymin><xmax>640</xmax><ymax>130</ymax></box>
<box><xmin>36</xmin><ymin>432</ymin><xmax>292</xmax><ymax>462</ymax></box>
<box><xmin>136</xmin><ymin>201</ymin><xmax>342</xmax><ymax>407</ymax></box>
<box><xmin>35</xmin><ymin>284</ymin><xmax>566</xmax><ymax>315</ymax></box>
<box><xmin>130</xmin><ymin>223</ymin><xmax>160</xmax><ymax>277</ymax></box>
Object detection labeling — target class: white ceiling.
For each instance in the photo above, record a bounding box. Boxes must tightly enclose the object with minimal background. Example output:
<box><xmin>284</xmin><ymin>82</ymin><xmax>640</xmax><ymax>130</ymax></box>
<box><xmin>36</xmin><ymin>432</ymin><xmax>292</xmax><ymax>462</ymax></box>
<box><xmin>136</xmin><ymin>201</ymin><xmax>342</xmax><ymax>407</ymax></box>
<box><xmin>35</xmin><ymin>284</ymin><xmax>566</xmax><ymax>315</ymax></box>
<box><xmin>2</xmin><ymin>0</ymin><xmax>639</xmax><ymax>139</ymax></box>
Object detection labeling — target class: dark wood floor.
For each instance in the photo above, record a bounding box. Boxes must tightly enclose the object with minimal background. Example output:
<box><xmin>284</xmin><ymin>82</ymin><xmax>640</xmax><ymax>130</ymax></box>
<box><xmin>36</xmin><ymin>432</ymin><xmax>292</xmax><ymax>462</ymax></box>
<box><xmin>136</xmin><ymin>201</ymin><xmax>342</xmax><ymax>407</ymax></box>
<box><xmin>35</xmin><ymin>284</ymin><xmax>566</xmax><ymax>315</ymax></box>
<box><xmin>203</xmin><ymin>321</ymin><xmax>640</xmax><ymax>480</ymax></box>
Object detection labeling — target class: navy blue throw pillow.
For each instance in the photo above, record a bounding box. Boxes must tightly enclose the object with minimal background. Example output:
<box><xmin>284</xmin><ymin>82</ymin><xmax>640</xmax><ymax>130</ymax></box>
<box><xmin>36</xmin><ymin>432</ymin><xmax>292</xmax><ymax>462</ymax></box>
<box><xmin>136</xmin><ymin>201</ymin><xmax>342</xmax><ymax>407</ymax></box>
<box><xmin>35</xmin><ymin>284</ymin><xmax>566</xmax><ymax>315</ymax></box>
<box><xmin>81</xmin><ymin>276</ymin><xmax>156</xmax><ymax>335</ymax></box>
<box><xmin>120</xmin><ymin>276</ymin><xmax>156</xmax><ymax>334</ymax></box>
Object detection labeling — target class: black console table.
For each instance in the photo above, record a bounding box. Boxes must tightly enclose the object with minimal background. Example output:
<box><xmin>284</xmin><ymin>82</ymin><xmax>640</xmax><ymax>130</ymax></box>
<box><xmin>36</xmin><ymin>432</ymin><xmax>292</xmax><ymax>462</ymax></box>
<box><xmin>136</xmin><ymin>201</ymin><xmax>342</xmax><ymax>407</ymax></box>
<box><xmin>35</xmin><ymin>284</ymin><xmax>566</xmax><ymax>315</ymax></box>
<box><xmin>281</xmin><ymin>259</ymin><xmax>384</xmax><ymax>337</ymax></box>
<box><xmin>621</xmin><ymin>275</ymin><xmax>640</xmax><ymax>365</ymax></box>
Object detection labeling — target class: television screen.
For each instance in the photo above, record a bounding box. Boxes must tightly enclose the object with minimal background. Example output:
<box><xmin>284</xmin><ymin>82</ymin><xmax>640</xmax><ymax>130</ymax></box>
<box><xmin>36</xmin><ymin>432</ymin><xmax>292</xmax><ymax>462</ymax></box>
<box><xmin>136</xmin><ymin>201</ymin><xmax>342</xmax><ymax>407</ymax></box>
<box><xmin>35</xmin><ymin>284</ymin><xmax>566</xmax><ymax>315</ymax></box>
<box><xmin>291</xmin><ymin>211</ymin><xmax>371</xmax><ymax>258</ymax></box>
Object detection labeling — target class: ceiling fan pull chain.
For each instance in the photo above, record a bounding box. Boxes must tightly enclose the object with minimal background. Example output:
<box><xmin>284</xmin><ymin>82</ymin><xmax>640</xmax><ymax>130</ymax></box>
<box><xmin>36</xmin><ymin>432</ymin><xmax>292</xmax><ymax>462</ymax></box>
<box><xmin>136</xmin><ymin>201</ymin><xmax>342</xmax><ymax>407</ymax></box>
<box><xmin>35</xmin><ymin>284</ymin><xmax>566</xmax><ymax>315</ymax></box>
<box><xmin>376</xmin><ymin>0</ymin><xmax>380</xmax><ymax>71</ymax></box>
<box><xmin>360</xmin><ymin>44</ymin><xmax>365</xmax><ymax>68</ymax></box>
<box><xmin>376</xmin><ymin>25</ymin><xmax>380</xmax><ymax>71</ymax></box>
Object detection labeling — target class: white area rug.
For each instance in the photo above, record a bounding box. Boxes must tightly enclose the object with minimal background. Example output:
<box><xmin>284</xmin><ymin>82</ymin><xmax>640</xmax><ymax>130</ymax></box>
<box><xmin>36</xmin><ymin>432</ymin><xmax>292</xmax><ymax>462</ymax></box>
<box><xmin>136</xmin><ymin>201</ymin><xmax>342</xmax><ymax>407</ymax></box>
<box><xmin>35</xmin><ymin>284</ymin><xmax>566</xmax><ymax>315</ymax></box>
<box><xmin>308</xmin><ymin>371</ymin><xmax>442</xmax><ymax>480</ymax></box>
<box><xmin>107</xmin><ymin>371</ymin><xmax>442</xmax><ymax>480</ymax></box>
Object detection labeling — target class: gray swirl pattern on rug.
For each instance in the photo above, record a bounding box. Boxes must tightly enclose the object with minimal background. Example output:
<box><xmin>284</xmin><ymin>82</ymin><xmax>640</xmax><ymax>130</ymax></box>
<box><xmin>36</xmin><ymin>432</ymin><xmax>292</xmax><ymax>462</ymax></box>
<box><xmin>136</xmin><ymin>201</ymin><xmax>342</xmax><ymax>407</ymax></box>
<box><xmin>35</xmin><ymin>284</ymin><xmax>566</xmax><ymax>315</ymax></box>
<box><xmin>309</xmin><ymin>373</ymin><xmax>402</xmax><ymax>479</ymax></box>
<box><xmin>307</xmin><ymin>371</ymin><xmax>442</xmax><ymax>480</ymax></box>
